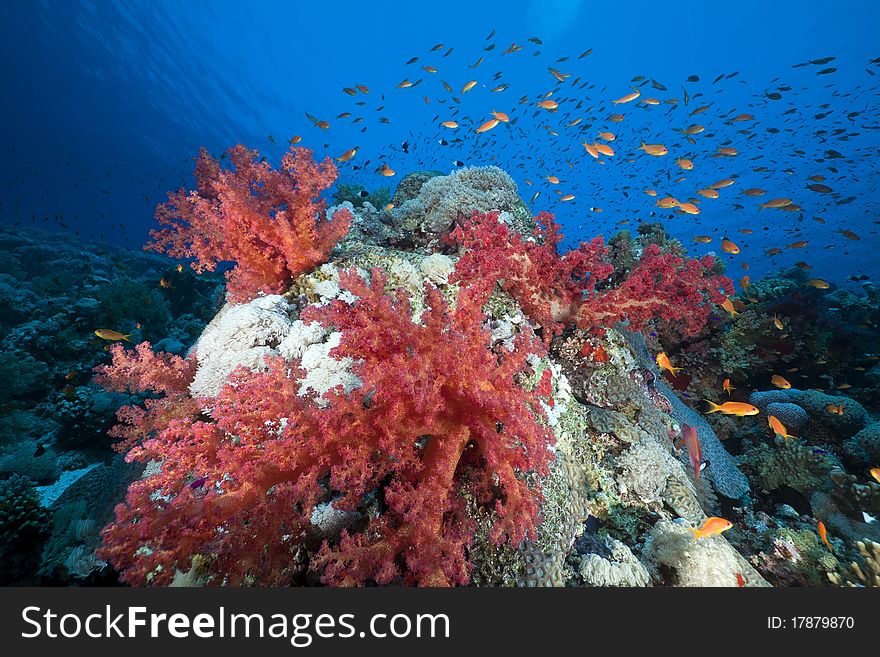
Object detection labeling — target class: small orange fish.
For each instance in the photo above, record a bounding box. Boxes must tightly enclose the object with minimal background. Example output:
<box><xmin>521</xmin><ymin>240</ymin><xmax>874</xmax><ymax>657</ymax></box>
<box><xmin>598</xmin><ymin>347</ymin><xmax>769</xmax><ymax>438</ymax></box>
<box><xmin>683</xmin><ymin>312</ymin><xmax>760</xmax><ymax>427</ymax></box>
<box><xmin>335</xmin><ymin>147</ymin><xmax>358</xmax><ymax>163</ymax></box>
<box><xmin>697</xmin><ymin>188</ymin><xmax>720</xmax><ymax>198</ymax></box>
<box><xmin>639</xmin><ymin>142</ymin><xmax>667</xmax><ymax>156</ymax></box>
<box><xmin>723</xmin><ymin>378</ymin><xmax>735</xmax><ymax>396</ymax></box>
<box><xmin>870</xmin><ymin>467</ymin><xmax>880</xmax><ymax>483</ymax></box>
<box><xmin>688</xmin><ymin>517</ymin><xmax>733</xmax><ymax>540</ymax></box>
<box><xmin>288</xmin><ymin>135</ymin><xmax>302</xmax><ymax>145</ymax></box>
<box><xmin>594</xmin><ymin>143</ymin><xmax>615</xmax><ymax>157</ymax></box>
<box><xmin>769</xmin><ymin>415</ymin><xmax>796</xmax><ymax>440</ymax></box>
<box><xmin>94</xmin><ymin>329</ymin><xmax>132</xmax><ymax>342</ymax></box>
<box><xmin>772</xmin><ymin>314</ymin><xmax>784</xmax><ymax>330</ymax></box>
<box><xmin>379</xmin><ymin>164</ymin><xmax>395</xmax><ymax>177</ymax></box>
<box><xmin>597</xmin><ymin>131</ymin><xmax>615</xmax><ymax>141</ymax></box>
<box><xmin>818</xmin><ymin>521</ymin><xmax>833</xmax><ymax>550</ymax></box>
<box><xmin>826</xmin><ymin>404</ymin><xmax>844</xmax><ymax>416</ymax></box>
<box><xmin>676</xmin><ymin>158</ymin><xmax>694</xmax><ymax>170</ymax></box>
<box><xmin>537</xmin><ymin>99</ymin><xmax>558</xmax><ymax>110</ymax></box>
<box><xmin>490</xmin><ymin>110</ymin><xmax>510</xmax><ymax>122</ymax></box>
<box><xmin>807</xmin><ymin>278</ymin><xmax>830</xmax><ymax>289</ymax></box>
<box><xmin>771</xmin><ymin>374</ymin><xmax>792</xmax><ymax>389</ymax></box>
<box><xmin>475</xmin><ymin>118</ymin><xmax>500</xmax><ymax>133</ymax></box>
<box><xmin>612</xmin><ymin>87</ymin><xmax>640</xmax><ymax>104</ymax></box>
<box><xmin>694</xmin><ymin>235</ymin><xmax>712</xmax><ymax>243</ymax></box>
<box><xmin>176</xmin><ymin>264</ymin><xmax>183</xmax><ymax>273</ymax></box>
<box><xmin>704</xmin><ymin>400</ymin><xmax>759</xmax><ymax>416</ymax></box>
<box><xmin>609</xmin><ymin>113</ymin><xmax>625</xmax><ymax>122</ymax></box>
<box><xmin>721</xmin><ymin>238</ymin><xmax>740</xmax><ymax>255</ymax></box>
<box><xmin>735</xmin><ymin>573</ymin><xmax>746</xmax><ymax>587</ymax></box>
<box><xmin>656</xmin><ymin>352</ymin><xmax>683</xmax><ymax>376</ymax></box>
<box><xmin>677</xmin><ymin>202</ymin><xmax>700</xmax><ymax>215</ymax></box>
<box><xmin>740</xmin><ymin>275</ymin><xmax>750</xmax><ymax>290</ymax></box>
<box><xmin>461</xmin><ymin>80</ymin><xmax>477</xmax><ymax>94</ymax></box>
<box><xmin>679</xmin><ymin>424</ymin><xmax>703</xmax><ymax>482</ymax></box>
<box><xmin>710</xmin><ymin>179</ymin><xmax>736</xmax><ymax>189</ymax></box>
<box><xmin>721</xmin><ymin>297</ymin><xmax>739</xmax><ymax>317</ymax></box>
<box><xmin>582</xmin><ymin>141</ymin><xmax>599</xmax><ymax>158</ymax></box>
<box><xmin>559</xmin><ymin>194</ymin><xmax>575</xmax><ymax>202</ymax></box>
<box><xmin>716</xmin><ymin>147</ymin><xmax>738</xmax><ymax>157</ymax></box>
<box><xmin>440</xmin><ymin>120</ymin><xmax>459</xmax><ymax>129</ymax></box>
<box><xmin>656</xmin><ymin>197</ymin><xmax>679</xmax><ymax>209</ymax></box>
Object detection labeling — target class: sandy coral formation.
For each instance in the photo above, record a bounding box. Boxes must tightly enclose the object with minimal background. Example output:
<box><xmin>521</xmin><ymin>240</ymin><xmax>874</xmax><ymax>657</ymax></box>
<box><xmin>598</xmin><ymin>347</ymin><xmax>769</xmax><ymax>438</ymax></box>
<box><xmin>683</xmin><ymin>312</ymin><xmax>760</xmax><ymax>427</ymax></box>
<box><xmin>642</xmin><ymin>519</ymin><xmax>769</xmax><ymax>587</ymax></box>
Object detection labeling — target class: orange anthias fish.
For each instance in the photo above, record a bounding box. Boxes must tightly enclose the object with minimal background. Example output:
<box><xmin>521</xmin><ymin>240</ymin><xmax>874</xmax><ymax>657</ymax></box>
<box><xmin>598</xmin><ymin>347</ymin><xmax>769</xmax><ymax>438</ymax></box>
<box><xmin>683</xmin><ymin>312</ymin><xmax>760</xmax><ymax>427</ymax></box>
<box><xmin>818</xmin><ymin>521</ymin><xmax>833</xmax><ymax>550</ymax></box>
<box><xmin>94</xmin><ymin>329</ymin><xmax>132</xmax><ymax>342</ymax></box>
<box><xmin>735</xmin><ymin>573</ymin><xmax>746</xmax><ymax>587</ymax></box>
<box><xmin>827</xmin><ymin>403</ymin><xmax>844</xmax><ymax>416</ymax></box>
<box><xmin>771</xmin><ymin>374</ymin><xmax>792</xmax><ymax>389</ymax></box>
<box><xmin>612</xmin><ymin>87</ymin><xmax>641</xmax><ymax>104</ymax></box>
<box><xmin>723</xmin><ymin>378</ymin><xmax>735</xmax><ymax>396</ymax></box>
<box><xmin>335</xmin><ymin>147</ymin><xmax>358</xmax><ymax>163</ymax></box>
<box><xmin>656</xmin><ymin>352</ymin><xmax>683</xmax><ymax>376</ymax></box>
<box><xmin>721</xmin><ymin>238</ymin><xmax>740</xmax><ymax>254</ymax></box>
<box><xmin>688</xmin><ymin>517</ymin><xmax>733</xmax><ymax>540</ymax></box>
<box><xmin>721</xmin><ymin>297</ymin><xmax>740</xmax><ymax>317</ymax></box>
<box><xmin>870</xmin><ymin>467</ymin><xmax>880</xmax><ymax>483</ymax></box>
<box><xmin>639</xmin><ymin>142</ymin><xmax>668</xmax><ymax>156</ymax></box>
<box><xmin>475</xmin><ymin>118</ymin><xmax>500</xmax><ymax>133</ymax></box>
<box><xmin>704</xmin><ymin>400</ymin><xmax>759</xmax><ymax>416</ymax></box>
<box><xmin>679</xmin><ymin>424</ymin><xmax>703</xmax><ymax>482</ymax></box>
<box><xmin>537</xmin><ymin>99</ymin><xmax>558</xmax><ymax>110</ymax></box>
<box><xmin>769</xmin><ymin>415</ymin><xmax>796</xmax><ymax>440</ymax></box>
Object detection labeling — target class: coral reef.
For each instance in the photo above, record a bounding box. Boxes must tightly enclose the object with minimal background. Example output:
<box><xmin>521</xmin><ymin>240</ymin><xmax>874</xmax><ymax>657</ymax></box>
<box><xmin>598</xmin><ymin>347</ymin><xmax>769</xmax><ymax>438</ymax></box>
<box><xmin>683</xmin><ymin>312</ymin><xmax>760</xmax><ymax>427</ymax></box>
<box><xmin>0</xmin><ymin>474</ymin><xmax>51</xmax><ymax>584</ymax></box>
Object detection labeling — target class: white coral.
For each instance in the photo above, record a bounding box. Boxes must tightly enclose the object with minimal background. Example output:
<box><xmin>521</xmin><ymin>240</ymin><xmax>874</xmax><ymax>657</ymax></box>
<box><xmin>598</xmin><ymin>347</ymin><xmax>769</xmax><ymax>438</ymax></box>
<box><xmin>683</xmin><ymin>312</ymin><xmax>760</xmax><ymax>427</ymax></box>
<box><xmin>419</xmin><ymin>253</ymin><xmax>455</xmax><ymax>285</ymax></box>
<box><xmin>189</xmin><ymin>295</ymin><xmax>293</xmax><ymax>398</ymax></box>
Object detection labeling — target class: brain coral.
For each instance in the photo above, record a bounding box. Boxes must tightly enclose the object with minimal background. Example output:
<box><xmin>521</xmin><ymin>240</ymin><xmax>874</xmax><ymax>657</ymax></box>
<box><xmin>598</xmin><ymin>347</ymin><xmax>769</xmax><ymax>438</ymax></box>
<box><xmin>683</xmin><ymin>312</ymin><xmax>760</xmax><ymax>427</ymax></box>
<box><xmin>765</xmin><ymin>402</ymin><xmax>810</xmax><ymax>432</ymax></box>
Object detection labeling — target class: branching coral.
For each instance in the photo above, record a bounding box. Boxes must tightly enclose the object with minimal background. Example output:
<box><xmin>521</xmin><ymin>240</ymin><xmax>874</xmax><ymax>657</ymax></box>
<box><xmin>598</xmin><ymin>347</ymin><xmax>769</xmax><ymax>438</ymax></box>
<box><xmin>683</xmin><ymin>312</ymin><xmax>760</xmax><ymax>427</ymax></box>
<box><xmin>93</xmin><ymin>342</ymin><xmax>200</xmax><ymax>453</ymax></box>
<box><xmin>450</xmin><ymin>211</ymin><xmax>732</xmax><ymax>341</ymax></box>
<box><xmin>97</xmin><ymin>269</ymin><xmax>554</xmax><ymax>587</ymax></box>
<box><xmin>147</xmin><ymin>145</ymin><xmax>352</xmax><ymax>302</ymax></box>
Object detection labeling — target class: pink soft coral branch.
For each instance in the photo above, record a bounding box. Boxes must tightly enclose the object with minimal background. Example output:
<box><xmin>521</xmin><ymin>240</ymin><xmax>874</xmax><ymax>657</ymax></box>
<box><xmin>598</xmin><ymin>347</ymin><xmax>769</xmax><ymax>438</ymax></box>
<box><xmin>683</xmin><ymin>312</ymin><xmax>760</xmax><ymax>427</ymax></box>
<box><xmin>451</xmin><ymin>211</ymin><xmax>732</xmax><ymax>339</ymax></box>
<box><xmin>147</xmin><ymin>145</ymin><xmax>352</xmax><ymax>302</ymax></box>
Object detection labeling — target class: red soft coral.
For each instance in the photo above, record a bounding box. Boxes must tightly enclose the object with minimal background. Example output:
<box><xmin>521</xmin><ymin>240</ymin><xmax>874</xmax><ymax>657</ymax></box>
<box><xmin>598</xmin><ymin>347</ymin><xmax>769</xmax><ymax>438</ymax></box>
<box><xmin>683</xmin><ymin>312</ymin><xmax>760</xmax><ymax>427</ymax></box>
<box><xmin>146</xmin><ymin>145</ymin><xmax>352</xmax><ymax>302</ymax></box>
<box><xmin>93</xmin><ymin>342</ymin><xmax>200</xmax><ymax>452</ymax></box>
<box><xmin>451</xmin><ymin>211</ymin><xmax>732</xmax><ymax>339</ymax></box>
<box><xmin>97</xmin><ymin>270</ymin><xmax>554</xmax><ymax>587</ymax></box>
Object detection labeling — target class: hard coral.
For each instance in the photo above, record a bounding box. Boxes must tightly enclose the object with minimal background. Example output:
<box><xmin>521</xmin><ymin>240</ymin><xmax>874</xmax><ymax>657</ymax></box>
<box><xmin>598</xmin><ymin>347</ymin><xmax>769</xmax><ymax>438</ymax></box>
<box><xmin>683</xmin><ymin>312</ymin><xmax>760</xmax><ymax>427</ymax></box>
<box><xmin>97</xmin><ymin>268</ymin><xmax>554</xmax><ymax>587</ymax></box>
<box><xmin>147</xmin><ymin>145</ymin><xmax>352</xmax><ymax>302</ymax></box>
<box><xmin>451</xmin><ymin>211</ymin><xmax>731</xmax><ymax>341</ymax></box>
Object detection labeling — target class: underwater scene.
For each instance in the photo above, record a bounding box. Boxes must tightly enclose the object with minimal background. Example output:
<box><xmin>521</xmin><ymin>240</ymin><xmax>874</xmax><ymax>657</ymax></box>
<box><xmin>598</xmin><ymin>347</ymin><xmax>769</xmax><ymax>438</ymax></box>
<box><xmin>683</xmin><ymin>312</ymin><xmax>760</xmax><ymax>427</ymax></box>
<box><xmin>1</xmin><ymin>0</ymin><xmax>879</xmax><ymax>588</ymax></box>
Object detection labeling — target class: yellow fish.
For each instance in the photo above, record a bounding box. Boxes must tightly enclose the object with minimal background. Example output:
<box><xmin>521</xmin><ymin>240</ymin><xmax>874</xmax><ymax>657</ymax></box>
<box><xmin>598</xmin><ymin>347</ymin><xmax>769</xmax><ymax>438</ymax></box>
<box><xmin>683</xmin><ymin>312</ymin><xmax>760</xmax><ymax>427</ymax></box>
<box><xmin>94</xmin><ymin>329</ymin><xmax>132</xmax><ymax>342</ymax></box>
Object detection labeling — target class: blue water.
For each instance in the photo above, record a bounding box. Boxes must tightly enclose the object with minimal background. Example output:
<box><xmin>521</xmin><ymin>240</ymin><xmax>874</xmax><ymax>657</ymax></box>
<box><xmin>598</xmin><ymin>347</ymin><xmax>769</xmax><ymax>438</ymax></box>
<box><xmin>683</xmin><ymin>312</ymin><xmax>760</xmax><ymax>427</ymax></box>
<box><xmin>1</xmin><ymin>0</ymin><xmax>878</xmax><ymax>284</ymax></box>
